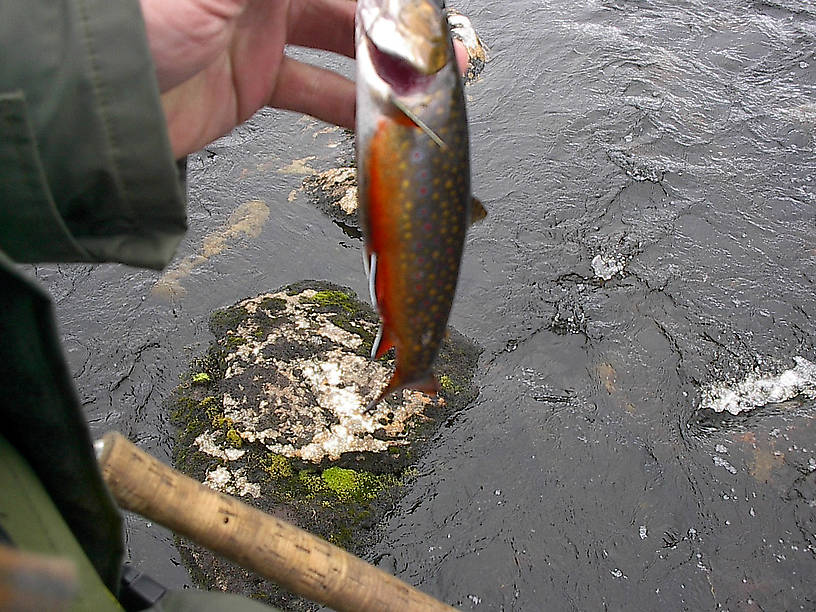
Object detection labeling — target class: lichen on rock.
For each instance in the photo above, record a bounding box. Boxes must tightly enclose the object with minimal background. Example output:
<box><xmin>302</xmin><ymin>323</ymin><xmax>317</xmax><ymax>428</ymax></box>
<box><xmin>170</xmin><ymin>280</ymin><xmax>480</xmax><ymax>610</ymax></box>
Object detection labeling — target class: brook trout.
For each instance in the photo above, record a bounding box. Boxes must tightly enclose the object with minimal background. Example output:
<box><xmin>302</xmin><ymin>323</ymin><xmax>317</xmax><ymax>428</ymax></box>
<box><xmin>356</xmin><ymin>0</ymin><xmax>484</xmax><ymax>410</ymax></box>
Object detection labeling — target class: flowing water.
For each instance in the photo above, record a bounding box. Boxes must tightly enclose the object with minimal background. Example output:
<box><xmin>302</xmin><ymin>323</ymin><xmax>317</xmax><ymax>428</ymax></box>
<box><xmin>32</xmin><ymin>0</ymin><xmax>816</xmax><ymax>609</ymax></box>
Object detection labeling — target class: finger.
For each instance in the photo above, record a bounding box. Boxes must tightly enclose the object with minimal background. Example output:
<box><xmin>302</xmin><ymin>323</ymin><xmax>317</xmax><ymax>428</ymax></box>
<box><xmin>286</xmin><ymin>0</ymin><xmax>356</xmax><ymax>58</ymax></box>
<box><xmin>453</xmin><ymin>39</ymin><xmax>469</xmax><ymax>76</ymax></box>
<box><xmin>269</xmin><ymin>56</ymin><xmax>356</xmax><ymax>130</ymax></box>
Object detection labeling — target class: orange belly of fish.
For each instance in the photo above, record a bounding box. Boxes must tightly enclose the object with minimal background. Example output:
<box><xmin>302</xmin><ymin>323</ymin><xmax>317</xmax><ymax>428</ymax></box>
<box><xmin>365</xmin><ymin>116</ymin><xmax>415</xmax><ymax>350</ymax></box>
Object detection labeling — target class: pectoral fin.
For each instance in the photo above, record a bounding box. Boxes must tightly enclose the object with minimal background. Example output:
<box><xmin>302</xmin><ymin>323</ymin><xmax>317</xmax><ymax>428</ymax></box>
<box><xmin>470</xmin><ymin>196</ymin><xmax>487</xmax><ymax>224</ymax></box>
<box><xmin>366</xmin><ymin>252</ymin><xmax>379</xmax><ymax>312</ymax></box>
<box><xmin>389</xmin><ymin>96</ymin><xmax>447</xmax><ymax>149</ymax></box>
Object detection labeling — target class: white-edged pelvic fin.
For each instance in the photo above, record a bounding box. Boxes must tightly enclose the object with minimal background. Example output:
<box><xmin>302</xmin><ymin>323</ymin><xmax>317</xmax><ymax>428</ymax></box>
<box><xmin>367</xmin><ymin>252</ymin><xmax>379</xmax><ymax>312</ymax></box>
<box><xmin>362</xmin><ymin>248</ymin><xmax>371</xmax><ymax>276</ymax></box>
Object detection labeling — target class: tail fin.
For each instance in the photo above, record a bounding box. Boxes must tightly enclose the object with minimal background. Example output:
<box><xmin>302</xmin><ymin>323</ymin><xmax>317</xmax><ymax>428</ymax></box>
<box><xmin>365</xmin><ymin>371</ymin><xmax>439</xmax><ymax>413</ymax></box>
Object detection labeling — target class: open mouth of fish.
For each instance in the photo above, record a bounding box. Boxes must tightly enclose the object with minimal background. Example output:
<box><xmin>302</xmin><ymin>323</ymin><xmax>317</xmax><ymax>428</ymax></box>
<box><xmin>365</xmin><ymin>37</ymin><xmax>440</xmax><ymax>96</ymax></box>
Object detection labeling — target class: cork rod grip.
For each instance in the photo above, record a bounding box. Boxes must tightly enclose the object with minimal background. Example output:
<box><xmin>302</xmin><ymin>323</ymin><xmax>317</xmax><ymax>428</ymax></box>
<box><xmin>96</xmin><ymin>432</ymin><xmax>456</xmax><ymax>612</ymax></box>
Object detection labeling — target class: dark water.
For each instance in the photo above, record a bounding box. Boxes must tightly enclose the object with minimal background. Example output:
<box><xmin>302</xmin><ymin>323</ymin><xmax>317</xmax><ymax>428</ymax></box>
<box><xmin>33</xmin><ymin>0</ymin><xmax>816</xmax><ymax>608</ymax></box>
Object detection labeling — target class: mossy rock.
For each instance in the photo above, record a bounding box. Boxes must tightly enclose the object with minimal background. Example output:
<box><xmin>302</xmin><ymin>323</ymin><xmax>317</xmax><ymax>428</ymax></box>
<box><xmin>169</xmin><ymin>280</ymin><xmax>479</xmax><ymax>610</ymax></box>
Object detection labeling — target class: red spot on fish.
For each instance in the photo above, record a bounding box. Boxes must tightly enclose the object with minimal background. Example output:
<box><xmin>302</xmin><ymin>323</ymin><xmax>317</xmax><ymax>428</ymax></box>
<box><xmin>424</xmin><ymin>222</ymin><xmax>433</xmax><ymax>232</ymax></box>
<box><xmin>420</xmin><ymin>186</ymin><xmax>428</xmax><ymax>196</ymax></box>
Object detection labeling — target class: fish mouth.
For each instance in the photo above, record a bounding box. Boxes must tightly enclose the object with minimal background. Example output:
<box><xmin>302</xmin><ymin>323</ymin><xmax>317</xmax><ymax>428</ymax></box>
<box><xmin>366</xmin><ymin>36</ymin><xmax>439</xmax><ymax>96</ymax></box>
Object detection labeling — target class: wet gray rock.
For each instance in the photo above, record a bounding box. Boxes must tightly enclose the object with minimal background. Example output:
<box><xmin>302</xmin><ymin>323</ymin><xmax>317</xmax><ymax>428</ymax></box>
<box><xmin>606</xmin><ymin>148</ymin><xmax>667</xmax><ymax>183</ymax></box>
<box><xmin>302</xmin><ymin>166</ymin><xmax>360</xmax><ymax>237</ymax></box>
<box><xmin>445</xmin><ymin>8</ymin><xmax>489</xmax><ymax>83</ymax></box>
<box><xmin>170</xmin><ymin>281</ymin><xmax>480</xmax><ymax>609</ymax></box>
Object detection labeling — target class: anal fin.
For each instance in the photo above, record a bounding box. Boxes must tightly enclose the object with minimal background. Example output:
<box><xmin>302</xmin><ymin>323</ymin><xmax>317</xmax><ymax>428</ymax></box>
<box><xmin>371</xmin><ymin>323</ymin><xmax>396</xmax><ymax>359</ymax></box>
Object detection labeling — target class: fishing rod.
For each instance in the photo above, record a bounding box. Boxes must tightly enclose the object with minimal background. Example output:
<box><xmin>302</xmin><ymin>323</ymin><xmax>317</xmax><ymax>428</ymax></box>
<box><xmin>95</xmin><ymin>432</ymin><xmax>456</xmax><ymax>612</ymax></box>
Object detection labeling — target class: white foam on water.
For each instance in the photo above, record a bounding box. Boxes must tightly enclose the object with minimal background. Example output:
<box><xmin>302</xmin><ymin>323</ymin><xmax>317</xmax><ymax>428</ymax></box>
<box><xmin>713</xmin><ymin>455</ymin><xmax>738</xmax><ymax>474</ymax></box>
<box><xmin>591</xmin><ymin>253</ymin><xmax>626</xmax><ymax>280</ymax></box>
<box><xmin>700</xmin><ymin>356</ymin><xmax>816</xmax><ymax>415</ymax></box>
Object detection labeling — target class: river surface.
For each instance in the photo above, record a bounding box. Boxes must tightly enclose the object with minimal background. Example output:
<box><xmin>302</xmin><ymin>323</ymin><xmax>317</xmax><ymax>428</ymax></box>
<box><xmin>31</xmin><ymin>0</ymin><xmax>816</xmax><ymax>609</ymax></box>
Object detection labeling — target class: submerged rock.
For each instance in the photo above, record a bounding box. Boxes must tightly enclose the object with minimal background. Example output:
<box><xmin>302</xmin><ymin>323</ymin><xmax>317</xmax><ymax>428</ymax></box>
<box><xmin>170</xmin><ymin>281</ymin><xmax>480</xmax><ymax>609</ymax></box>
<box><xmin>302</xmin><ymin>166</ymin><xmax>359</xmax><ymax>237</ymax></box>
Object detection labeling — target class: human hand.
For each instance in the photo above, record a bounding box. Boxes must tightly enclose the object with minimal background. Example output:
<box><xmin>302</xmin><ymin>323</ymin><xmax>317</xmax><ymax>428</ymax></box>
<box><xmin>141</xmin><ymin>0</ymin><xmax>357</xmax><ymax>158</ymax></box>
<box><xmin>452</xmin><ymin>39</ymin><xmax>469</xmax><ymax>76</ymax></box>
<box><xmin>140</xmin><ymin>0</ymin><xmax>473</xmax><ymax>159</ymax></box>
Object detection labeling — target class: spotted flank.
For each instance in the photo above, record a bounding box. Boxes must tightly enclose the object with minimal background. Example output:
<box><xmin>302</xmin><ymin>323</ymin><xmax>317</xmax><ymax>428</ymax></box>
<box><xmin>356</xmin><ymin>0</ymin><xmax>483</xmax><ymax>410</ymax></box>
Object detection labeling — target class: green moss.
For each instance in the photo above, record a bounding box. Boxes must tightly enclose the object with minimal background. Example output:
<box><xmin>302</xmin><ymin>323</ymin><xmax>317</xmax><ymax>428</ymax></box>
<box><xmin>297</xmin><ymin>471</ymin><xmax>329</xmax><ymax>499</ymax></box>
<box><xmin>400</xmin><ymin>467</ymin><xmax>419</xmax><ymax>482</ymax></box>
<box><xmin>225</xmin><ymin>429</ymin><xmax>243</xmax><ymax>448</ymax></box>
<box><xmin>224</xmin><ymin>334</ymin><xmax>246</xmax><ymax>349</ymax></box>
<box><xmin>192</xmin><ymin>372</ymin><xmax>212</xmax><ymax>385</ymax></box>
<box><xmin>211</xmin><ymin>414</ymin><xmax>233</xmax><ymax>429</ymax></box>
<box><xmin>320</xmin><ymin>467</ymin><xmax>397</xmax><ymax>503</ymax></box>
<box><xmin>261</xmin><ymin>453</ymin><xmax>294</xmax><ymax>479</ymax></box>
<box><xmin>171</xmin><ymin>395</ymin><xmax>196</xmax><ymax>420</ymax></box>
<box><xmin>170</xmin><ymin>392</ymin><xmax>212</xmax><ymax>475</ymax></box>
<box><xmin>301</xmin><ymin>290</ymin><xmax>358</xmax><ymax>313</ymax></box>
<box><xmin>329</xmin><ymin>526</ymin><xmax>354</xmax><ymax>548</ymax></box>
<box><xmin>439</xmin><ymin>374</ymin><xmax>463</xmax><ymax>395</ymax></box>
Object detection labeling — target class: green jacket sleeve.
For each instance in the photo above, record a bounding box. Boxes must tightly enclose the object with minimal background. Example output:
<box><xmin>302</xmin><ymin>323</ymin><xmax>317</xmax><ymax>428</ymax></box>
<box><xmin>0</xmin><ymin>0</ymin><xmax>186</xmax><ymax>269</ymax></box>
<box><xmin>0</xmin><ymin>0</ymin><xmax>188</xmax><ymax>597</ymax></box>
